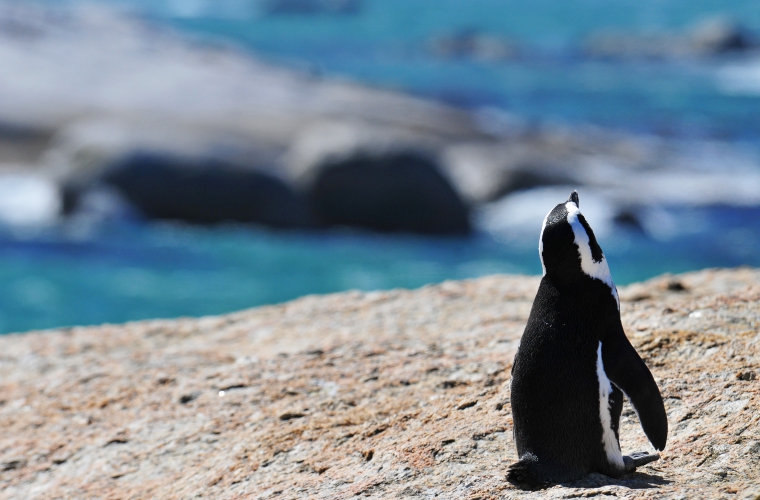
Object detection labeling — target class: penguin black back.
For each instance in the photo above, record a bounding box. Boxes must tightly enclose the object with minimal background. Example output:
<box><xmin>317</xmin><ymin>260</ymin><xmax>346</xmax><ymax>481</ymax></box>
<box><xmin>508</xmin><ymin>191</ymin><xmax>667</xmax><ymax>487</ymax></box>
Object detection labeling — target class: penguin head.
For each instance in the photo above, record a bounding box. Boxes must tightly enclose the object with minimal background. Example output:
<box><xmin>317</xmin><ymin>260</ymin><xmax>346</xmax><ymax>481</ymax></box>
<box><xmin>539</xmin><ymin>191</ymin><xmax>619</xmax><ymax>306</ymax></box>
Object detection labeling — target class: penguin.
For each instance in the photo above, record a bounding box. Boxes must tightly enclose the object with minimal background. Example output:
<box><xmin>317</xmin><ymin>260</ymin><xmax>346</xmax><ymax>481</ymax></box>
<box><xmin>507</xmin><ymin>191</ymin><xmax>667</xmax><ymax>487</ymax></box>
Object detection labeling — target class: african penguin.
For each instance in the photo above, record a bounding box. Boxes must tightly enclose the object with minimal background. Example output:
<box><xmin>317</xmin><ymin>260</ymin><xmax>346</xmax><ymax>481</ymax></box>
<box><xmin>507</xmin><ymin>191</ymin><xmax>667</xmax><ymax>487</ymax></box>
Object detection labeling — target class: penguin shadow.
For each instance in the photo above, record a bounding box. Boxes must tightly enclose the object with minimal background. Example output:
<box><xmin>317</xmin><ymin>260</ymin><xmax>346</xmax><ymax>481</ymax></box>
<box><xmin>563</xmin><ymin>470</ymin><xmax>671</xmax><ymax>490</ymax></box>
<box><xmin>508</xmin><ymin>470</ymin><xmax>671</xmax><ymax>492</ymax></box>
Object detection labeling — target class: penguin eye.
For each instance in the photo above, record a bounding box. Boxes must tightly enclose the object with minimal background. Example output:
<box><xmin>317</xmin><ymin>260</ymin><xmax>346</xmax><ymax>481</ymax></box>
<box><xmin>577</xmin><ymin>214</ymin><xmax>604</xmax><ymax>263</ymax></box>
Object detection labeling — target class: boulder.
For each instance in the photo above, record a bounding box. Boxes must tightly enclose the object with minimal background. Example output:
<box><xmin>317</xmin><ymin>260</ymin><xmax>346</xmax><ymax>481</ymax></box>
<box><xmin>53</xmin><ymin>120</ymin><xmax>477</xmax><ymax>234</ymax></box>
<box><xmin>68</xmin><ymin>153</ymin><xmax>312</xmax><ymax>228</ymax></box>
<box><xmin>285</xmin><ymin>122</ymin><xmax>470</xmax><ymax>235</ymax></box>
<box><xmin>309</xmin><ymin>151</ymin><xmax>470</xmax><ymax>235</ymax></box>
<box><xmin>0</xmin><ymin>5</ymin><xmax>486</xmax><ymax>146</ymax></box>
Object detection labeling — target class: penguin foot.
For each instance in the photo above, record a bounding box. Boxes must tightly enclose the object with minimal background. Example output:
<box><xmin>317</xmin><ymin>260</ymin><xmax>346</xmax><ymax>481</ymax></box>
<box><xmin>623</xmin><ymin>452</ymin><xmax>660</xmax><ymax>473</ymax></box>
<box><xmin>507</xmin><ymin>453</ymin><xmax>545</xmax><ymax>489</ymax></box>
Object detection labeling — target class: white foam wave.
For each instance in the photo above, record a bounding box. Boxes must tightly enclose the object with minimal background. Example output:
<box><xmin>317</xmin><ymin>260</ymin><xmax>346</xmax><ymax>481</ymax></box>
<box><xmin>475</xmin><ymin>186</ymin><xmax>616</xmax><ymax>243</ymax></box>
<box><xmin>717</xmin><ymin>60</ymin><xmax>760</xmax><ymax>95</ymax></box>
<box><xmin>0</xmin><ymin>174</ymin><xmax>60</xmax><ymax>227</ymax></box>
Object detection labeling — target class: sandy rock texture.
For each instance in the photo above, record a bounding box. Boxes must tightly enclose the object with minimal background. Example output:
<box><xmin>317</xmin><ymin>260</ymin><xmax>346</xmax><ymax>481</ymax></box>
<box><xmin>1</xmin><ymin>268</ymin><xmax>759</xmax><ymax>499</ymax></box>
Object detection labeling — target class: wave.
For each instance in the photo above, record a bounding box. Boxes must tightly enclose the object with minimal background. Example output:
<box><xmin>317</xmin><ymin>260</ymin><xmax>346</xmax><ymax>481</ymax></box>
<box><xmin>0</xmin><ymin>174</ymin><xmax>59</xmax><ymax>227</ymax></box>
<box><xmin>718</xmin><ymin>60</ymin><xmax>760</xmax><ymax>95</ymax></box>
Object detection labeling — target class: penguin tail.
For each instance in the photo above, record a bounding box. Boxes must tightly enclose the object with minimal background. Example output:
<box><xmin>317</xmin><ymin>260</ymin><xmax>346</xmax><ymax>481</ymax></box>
<box><xmin>506</xmin><ymin>453</ymin><xmax>545</xmax><ymax>490</ymax></box>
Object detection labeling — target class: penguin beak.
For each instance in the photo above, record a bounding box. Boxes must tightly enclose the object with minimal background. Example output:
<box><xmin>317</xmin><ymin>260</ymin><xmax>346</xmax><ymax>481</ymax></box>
<box><xmin>567</xmin><ymin>191</ymin><xmax>579</xmax><ymax>207</ymax></box>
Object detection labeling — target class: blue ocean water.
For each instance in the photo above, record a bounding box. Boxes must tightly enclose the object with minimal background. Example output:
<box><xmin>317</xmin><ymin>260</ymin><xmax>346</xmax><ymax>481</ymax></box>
<box><xmin>0</xmin><ymin>224</ymin><xmax>528</xmax><ymax>333</ymax></box>
<box><xmin>2</xmin><ymin>204</ymin><xmax>759</xmax><ymax>334</ymax></box>
<box><xmin>141</xmin><ymin>0</ymin><xmax>760</xmax><ymax>139</ymax></box>
<box><xmin>3</xmin><ymin>0</ymin><xmax>760</xmax><ymax>333</ymax></box>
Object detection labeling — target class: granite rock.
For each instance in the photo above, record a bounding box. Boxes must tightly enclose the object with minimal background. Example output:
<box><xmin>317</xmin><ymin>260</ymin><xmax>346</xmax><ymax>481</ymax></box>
<box><xmin>1</xmin><ymin>268</ymin><xmax>759</xmax><ymax>499</ymax></box>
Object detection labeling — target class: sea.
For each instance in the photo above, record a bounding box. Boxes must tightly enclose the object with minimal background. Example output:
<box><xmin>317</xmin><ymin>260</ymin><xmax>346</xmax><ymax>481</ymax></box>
<box><xmin>4</xmin><ymin>0</ymin><xmax>760</xmax><ymax>333</ymax></box>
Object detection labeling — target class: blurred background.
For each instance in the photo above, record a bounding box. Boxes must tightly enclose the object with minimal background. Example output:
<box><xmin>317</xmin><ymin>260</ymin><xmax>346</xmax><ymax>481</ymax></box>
<box><xmin>1</xmin><ymin>0</ymin><xmax>760</xmax><ymax>333</ymax></box>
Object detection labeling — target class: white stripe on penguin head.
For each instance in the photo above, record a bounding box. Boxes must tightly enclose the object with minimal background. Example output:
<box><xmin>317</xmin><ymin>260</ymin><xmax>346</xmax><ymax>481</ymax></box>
<box><xmin>565</xmin><ymin>202</ymin><xmax>620</xmax><ymax>309</ymax></box>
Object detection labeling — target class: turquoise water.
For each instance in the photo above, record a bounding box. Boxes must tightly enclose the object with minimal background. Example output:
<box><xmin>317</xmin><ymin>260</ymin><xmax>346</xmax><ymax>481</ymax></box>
<box><xmin>144</xmin><ymin>0</ymin><xmax>760</xmax><ymax>139</ymax></box>
<box><xmin>0</xmin><ymin>224</ymin><xmax>533</xmax><ymax>333</ymax></box>
<box><xmin>2</xmin><ymin>204</ymin><xmax>759</xmax><ymax>334</ymax></box>
<box><xmin>32</xmin><ymin>0</ymin><xmax>757</xmax><ymax>138</ymax></box>
<box><xmin>4</xmin><ymin>0</ymin><xmax>760</xmax><ymax>333</ymax></box>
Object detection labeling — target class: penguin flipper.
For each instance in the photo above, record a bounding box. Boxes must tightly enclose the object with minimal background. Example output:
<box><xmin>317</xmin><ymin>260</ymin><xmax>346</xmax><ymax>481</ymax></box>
<box><xmin>601</xmin><ymin>324</ymin><xmax>668</xmax><ymax>451</ymax></box>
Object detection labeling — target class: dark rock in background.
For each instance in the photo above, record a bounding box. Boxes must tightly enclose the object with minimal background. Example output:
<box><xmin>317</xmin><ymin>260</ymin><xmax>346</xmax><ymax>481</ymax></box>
<box><xmin>612</xmin><ymin>210</ymin><xmax>646</xmax><ymax>233</ymax></box>
<box><xmin>690</xmin><ymin>17</ymin><xmax>755</xmax><ymax>55</ymax></box>
<box><xmin>262</xmin><ymin>0</ymin><xmax>361</xmax><ymax>16</ymax></box>
<box><xmin>309</xmin><ymin>152</ymin><xmax>470</xmax><ymax>235</ymax></box>
<box><xmin>61</xmin><ymin>183</ymin><xmax>139</xmax><ymax>222</ymax></box>
<box><xmin>585</xmin><ymin>16</ymin><xmax>756</xmax><ymax>60</ymax></box>
<box><xmin>80</xmin><ymin>153</ymin><xmax>313</xmax><ymax>228</ymax></box>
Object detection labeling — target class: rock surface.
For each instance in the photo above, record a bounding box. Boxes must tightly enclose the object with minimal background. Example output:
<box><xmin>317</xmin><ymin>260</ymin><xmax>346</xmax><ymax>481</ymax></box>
<box><xmin>1</xmin><ymin>268</ymin><xmax>759</xmax><ymax>499</ymax></box>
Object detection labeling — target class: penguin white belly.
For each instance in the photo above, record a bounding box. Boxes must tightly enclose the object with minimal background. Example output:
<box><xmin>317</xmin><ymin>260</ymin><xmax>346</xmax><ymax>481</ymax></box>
<box><xmin>596</xmin><ymin>341</ymin><xmax>624</xmax><ymax>469</ymax></box>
